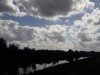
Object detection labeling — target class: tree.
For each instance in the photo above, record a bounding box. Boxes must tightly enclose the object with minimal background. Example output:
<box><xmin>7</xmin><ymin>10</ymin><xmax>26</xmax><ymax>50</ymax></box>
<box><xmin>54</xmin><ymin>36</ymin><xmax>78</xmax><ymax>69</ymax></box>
<box><xmin>0</xmin><ymin>38</ymin><xmax>7</xmax><ymax>50</ymax></box>
<box><xmin>66</xmin><ymin>49</ymin><xmax>74</xmax><ymax>63</ymax></box>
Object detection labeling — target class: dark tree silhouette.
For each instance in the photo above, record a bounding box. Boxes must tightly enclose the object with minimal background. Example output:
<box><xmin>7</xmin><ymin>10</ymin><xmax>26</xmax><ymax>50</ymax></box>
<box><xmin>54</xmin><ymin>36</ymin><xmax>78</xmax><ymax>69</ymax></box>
<box><xmin>0</xmin><ymin>38</ymin><xmax>99</xmax><ymax>75</ymax></box>
<box><xmin>74</xmin><ymin>51</ymin><xmax>80</xmax><ymax>61</ymax></box>
<box><xmin>0</xmin><ymin>38</ymin><xmax>7</xmax><ymax>51</ymax></box>
<box><xmin>66</xmin><ymin>49</ymin><xmax>74</xmax><ymax>63</ymax></box>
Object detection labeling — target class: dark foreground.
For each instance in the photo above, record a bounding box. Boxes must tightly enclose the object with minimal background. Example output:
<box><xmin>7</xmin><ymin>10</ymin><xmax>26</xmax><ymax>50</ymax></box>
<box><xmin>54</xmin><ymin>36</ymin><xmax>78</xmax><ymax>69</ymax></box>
<box><xmin>0</xmin><ymin>38</ymin><xmax>100</xmax><ymax>75</ymax></box>
<box><xmin>32</xmin><ymin>56</ymin><xmax>100</xmax><ymax>75</ymax></box>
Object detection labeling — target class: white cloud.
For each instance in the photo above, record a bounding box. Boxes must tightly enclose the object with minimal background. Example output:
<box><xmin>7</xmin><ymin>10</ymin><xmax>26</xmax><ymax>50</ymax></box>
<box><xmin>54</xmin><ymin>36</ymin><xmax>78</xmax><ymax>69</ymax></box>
<box><xmin>73</xmin><ymin>7</ymin><xmax>100</xmax><ymax>51</ymax></box>
<box><xmin>0</xmin><ymin>20</ymin><xmax>76</xmax><ymax>50</ymax></box>
<box><xmin>72</xmin><ymin>0</ymin><xmax>94</xmax><ymax>11</ymax></box>
<box><xmin>0</xmin><ymin>15</ymin><xmax>100</xmax><ymax>51</ymax></box>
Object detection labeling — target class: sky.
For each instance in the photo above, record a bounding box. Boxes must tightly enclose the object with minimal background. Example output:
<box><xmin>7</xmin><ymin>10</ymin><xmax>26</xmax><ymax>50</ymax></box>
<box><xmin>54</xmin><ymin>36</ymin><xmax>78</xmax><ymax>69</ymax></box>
<box><xmin>0</xmin><ymin>0</ymin><xmax>100</xmax><ymax>51</ymax></box>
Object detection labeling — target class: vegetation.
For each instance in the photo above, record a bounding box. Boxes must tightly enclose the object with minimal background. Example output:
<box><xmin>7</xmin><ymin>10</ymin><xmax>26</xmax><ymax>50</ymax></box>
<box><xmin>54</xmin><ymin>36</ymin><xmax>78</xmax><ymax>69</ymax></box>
<box><xmin>0</xmin><ymin>38</ymin><xmax>100</xmax><ymax>75</ymax></box>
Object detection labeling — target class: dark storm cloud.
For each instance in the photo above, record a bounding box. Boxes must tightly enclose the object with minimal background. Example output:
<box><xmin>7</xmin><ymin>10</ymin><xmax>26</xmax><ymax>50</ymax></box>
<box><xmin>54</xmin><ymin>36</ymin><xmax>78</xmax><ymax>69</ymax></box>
<box><xmin>34</xmin><ymin>0</ymin><xmax>73</xmax><ymax>17</ymax></box>
<box><xmin>0</xmin><ymin>0</ymin><xmax>90</xmax><ymax>18</ymax></box>
<box><xmin>16</xmin><ymin>0</ymin><xmax>74</xmax><ymax>18</ymax></box>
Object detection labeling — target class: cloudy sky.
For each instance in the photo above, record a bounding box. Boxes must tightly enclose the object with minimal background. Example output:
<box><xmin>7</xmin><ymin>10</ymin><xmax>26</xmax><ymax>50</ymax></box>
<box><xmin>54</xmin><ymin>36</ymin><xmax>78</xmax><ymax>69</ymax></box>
<box><xmin>0</xmin><ymin>0</ymin><xmax>100</xmax><ymax>51</ymax></box>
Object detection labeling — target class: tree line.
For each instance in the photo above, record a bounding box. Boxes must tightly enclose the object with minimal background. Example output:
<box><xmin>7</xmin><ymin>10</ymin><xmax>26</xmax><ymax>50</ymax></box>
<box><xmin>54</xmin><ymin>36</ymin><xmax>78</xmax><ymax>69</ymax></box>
<box><xmin>0</xmin><ymin>38</ymin><xmax>100</xmax><ymax>75</ymax></box>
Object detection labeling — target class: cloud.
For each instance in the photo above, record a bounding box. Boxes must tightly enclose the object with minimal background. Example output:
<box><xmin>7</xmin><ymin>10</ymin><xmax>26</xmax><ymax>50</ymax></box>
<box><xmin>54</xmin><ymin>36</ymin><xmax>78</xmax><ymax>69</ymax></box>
<box><xmin>0</xmin><ymin>0</ymin><xmax>26</xmax><ymax>16</ymax></box>
<box><xmin>0</xmin><ymin>20</ymin><xmax>76</xmax><ymax>50</ymax></box>
<box><xmin>0</xmin><ymin>6</ymin><xmax>100</xmax><ymax>51</ymax></box>
<box><xmin>78</xmin><ymin>32</ymin><xmax>92</xmax><ymax>42</ymax></box>
<box><xmin>0</xmin><ymin>0</ymin><xmax>94</xmax><ymax>19</ymax></box>
<box><xmin>0</xmin><ymin>0</ymin><xmax>100</xmax><ymax>52</ymax></box>
<box><xmin>15</xmin><ymin>0</ymin><xmax>74</xmax><ymax>19</ymax></box>
<box><xmin>15</xmin><ymin>0</ymin><xmax>96</xmax><ymax>20</ymax></box>
<box><xmin>0</xmin><ymin>0</ymin><xmax>16</xmax><ymax>13</ymax></box>
<box><xmin>94</xmin><ymin>19</ymin><xmax>100</xmax><ymax>25</ymax></box>
<box><xmin>73</xmin><ymin>7</ymin><xmax>100</xmax><ymax>51</ymax></box>
<box><xmin>0</xmin><ymin>16</ymin><xmax>100</xmax><ymax>51</ymax></box>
